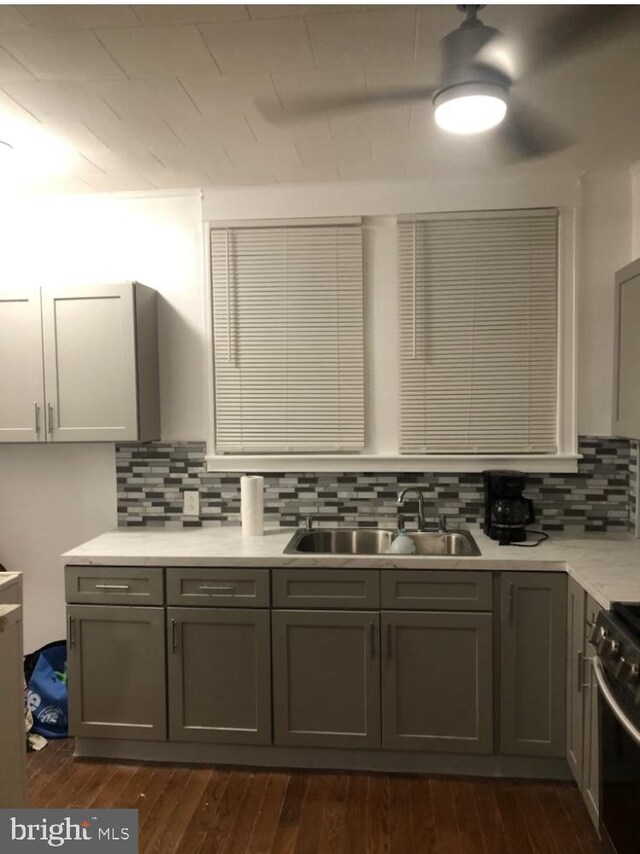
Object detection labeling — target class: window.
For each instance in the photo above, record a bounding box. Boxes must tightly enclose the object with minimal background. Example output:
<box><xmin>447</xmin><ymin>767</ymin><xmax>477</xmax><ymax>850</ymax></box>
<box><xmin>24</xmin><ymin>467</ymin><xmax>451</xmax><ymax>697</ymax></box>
<box><xmin>210</xmin><ymin>219</ymin><xmax>364</xmax><ymax>453</ymax></box>
<box><xmin>398</xmin><ymin>209</ymin><xmax>559</xmax><ymax>454</ymax></box>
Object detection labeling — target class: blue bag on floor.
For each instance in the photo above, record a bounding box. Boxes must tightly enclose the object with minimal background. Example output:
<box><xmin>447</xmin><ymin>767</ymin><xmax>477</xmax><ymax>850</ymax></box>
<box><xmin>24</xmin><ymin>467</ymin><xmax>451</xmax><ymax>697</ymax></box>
<box><xmin>25</xmin><ymin>641</ymin><xmax>68</xmax><ymax>738</ymax></box>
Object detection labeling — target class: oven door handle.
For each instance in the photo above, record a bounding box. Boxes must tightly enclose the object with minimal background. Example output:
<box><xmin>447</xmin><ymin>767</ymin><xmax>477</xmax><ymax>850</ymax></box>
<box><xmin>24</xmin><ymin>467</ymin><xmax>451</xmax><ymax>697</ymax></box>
<box><xmin>593</xmin><ymin>655</ymin><xmax>640</xmax><ymax>747</ymax></box>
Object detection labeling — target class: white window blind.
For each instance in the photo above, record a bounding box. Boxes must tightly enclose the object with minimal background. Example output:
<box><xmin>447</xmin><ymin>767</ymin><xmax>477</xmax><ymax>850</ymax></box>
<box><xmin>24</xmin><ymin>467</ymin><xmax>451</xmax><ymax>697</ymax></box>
<box><xmin>211</xmin><ymin>221</ymin><xmax>364</xmax><ymax>453</ymax></box>
<box><xmin>398</xmin><ymin>209</ymin><xmax>558</xmax><ymax>454</ymax></box>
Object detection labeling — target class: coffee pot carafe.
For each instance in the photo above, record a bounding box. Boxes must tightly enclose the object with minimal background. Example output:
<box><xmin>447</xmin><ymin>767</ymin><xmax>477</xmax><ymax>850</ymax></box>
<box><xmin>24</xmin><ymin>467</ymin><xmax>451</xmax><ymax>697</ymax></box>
<box><xmin>483</xmin><ymin>470</ymin><xmax>535</xmax><ymax>543</ymax></box>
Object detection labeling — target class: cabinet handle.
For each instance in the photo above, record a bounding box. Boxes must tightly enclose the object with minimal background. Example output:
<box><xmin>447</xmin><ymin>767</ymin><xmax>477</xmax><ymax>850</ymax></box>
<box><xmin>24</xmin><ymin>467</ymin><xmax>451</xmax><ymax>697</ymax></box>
<box><xmin>47</xmin><ymin>402</ymin><xmax>54</xmax><ymax>436</ymax></box>
<box><xmin>577</xmin><ymin>649</ymin><xmax>583</xmax><ymax>693</ymax></box>
<box><xmin>369</xmin><ymin>622</ymin><xmax>376</xmax><ymax>659</ymax></box>
<box><xmin>34</xmin><ymin>402</ymin><xmax>40</xmax><ymax>435</ymax></box>
<box><xmin>582</xmin><ymin>655</ymin><xmax>593</xmax><ymax>691</ymax></box>
<box><xmin>387</xmin><ymin>623</ymin><xmax>393</xmax><ymax>659</ymax></box>
<box><xmin>94</xmin><ymin>584</ymin><xmax>130</xmax><ymax>590</ymax></box>
<box><xmin>507</xmin><ymin>583</ymin><xmax>515</xmax><ymax>623</ymax></box>
<box><xmin>68</xmin><ymin>615</ymin><xmax>75</xmax><ymax>649</ymax></box>
<box><xmin>171</xmin><ymin>619</ymin><xmax>178</xmax><ymax>653</ymax></box>
<box><xmin>199</xmin><ymin>584</ymin><xmax>234</xmax><ymax>593</ymax></box>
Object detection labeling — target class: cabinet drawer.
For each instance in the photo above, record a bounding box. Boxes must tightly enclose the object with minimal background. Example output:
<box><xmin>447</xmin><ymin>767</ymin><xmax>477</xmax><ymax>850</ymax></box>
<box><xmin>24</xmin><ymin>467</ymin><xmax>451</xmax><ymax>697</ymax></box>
<box><xmin>272</xmin><ymin>569</ymin><xmax>379</xmax><ymax>609</ymax></box>
<box><xmin>65</xmin><ymin>566</ymin><xmax>164</xmax><ymax>605</ymax></box>
<box><xmin>584</xmin><ymin>594</ymin><xmax>601</xmax><ymax>653</ymax></box>
<box><xmin>167</xmin><ymin>568</ymin><xmax>269</xmax><ymax>607</ymax></box>
<box><xmin>381</xmin><ymin>571</ymin><xmax>493</xmax><ymax>611</ymax></box>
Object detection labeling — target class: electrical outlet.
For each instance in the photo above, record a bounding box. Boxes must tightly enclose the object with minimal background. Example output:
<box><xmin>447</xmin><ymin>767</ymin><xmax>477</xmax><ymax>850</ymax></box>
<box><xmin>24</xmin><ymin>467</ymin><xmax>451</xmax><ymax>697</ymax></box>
<box><xmin>183</xmin><ymin>490</ymin><xmax>200</xmax><ymax>517</ymax></box>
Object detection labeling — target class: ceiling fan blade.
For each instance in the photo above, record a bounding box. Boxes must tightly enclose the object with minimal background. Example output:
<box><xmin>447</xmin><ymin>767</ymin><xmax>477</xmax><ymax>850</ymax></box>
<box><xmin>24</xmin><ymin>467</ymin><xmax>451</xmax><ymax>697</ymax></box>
<box><xmin>496</xmin><ymin>97</ymin><xmax>573</xmax><ymax>161</ymax></box>
<box><xmin>517</xmin><ymin>5</ymin><xmax>638</xmax><ymax>79</ymax></box>
<box><xmin>256</xmin><ymin>87</ymin><xmax>436</xmax><ymax>125</ymax></box>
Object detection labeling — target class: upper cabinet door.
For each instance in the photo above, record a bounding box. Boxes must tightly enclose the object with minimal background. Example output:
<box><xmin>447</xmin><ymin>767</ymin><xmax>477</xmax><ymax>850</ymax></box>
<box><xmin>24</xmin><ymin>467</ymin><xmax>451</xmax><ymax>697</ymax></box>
<box><xmin>41</xmin><ymin>284</ymin><xmax>139</xmax><ymax>441</ymax></box>
<box><xmin>614</xmin><ymin>259</ymin><xmax>640</xmax><ymax>438</ymax></box>
<box><xmin>0</xmin><ymin>290</ymin><xmax>45</xmax><ymax>443</ymax></box>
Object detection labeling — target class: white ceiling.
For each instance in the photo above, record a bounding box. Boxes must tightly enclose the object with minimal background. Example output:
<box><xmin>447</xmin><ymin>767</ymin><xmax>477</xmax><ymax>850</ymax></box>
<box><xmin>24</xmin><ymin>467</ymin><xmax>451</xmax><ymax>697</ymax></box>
<box><xmin>0</xmin><ymin>3</ymin><xmax>639</xmax><ymax>193</ymax></box>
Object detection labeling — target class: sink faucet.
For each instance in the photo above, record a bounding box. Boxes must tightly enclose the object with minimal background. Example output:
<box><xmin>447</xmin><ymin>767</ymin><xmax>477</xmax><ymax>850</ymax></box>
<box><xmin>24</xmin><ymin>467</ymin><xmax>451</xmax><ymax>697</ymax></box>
<box><xmin>397</xmin><ymin>488</ymin><xmax>447</xmax><ymax>533</ymax></box>
<box><xmin>397</xmin><ymin>487</ymin><xmax>427</xmax><ymax>532</ymax></box>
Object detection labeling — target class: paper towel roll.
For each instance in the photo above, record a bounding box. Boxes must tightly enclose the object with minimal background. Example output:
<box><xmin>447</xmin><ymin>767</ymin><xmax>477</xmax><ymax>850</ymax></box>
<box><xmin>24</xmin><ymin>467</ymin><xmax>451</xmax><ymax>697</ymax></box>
<box><xmin>241</xmin><ymin>476</ymin><xmax>264</xmax><ymax>537</ymax></box>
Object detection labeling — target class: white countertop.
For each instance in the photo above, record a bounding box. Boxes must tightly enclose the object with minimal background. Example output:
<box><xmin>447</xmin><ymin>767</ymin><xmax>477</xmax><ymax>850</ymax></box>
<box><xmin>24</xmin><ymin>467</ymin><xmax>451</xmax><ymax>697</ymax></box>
<box><xmin>63</xmin><ymin>526</ymin><xmax>640</xmax><ymax>610</ymax></box>
<box><xmin>0</xmin><ymin>572</ymin><xmax>21</xmax><ymax>593</ymax></box>
<box><xmin>0</xmin><ymin>604</ymin><xmax>21</xmax><ymax>633</ymax></box>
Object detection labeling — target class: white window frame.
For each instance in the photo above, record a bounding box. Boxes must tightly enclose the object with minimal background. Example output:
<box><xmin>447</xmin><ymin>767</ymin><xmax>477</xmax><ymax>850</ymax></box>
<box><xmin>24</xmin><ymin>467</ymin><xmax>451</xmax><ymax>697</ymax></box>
<box><xmin>205</xmin><ymin>208</ymin><xmax>578</xmax><ymax>473</ymax></box>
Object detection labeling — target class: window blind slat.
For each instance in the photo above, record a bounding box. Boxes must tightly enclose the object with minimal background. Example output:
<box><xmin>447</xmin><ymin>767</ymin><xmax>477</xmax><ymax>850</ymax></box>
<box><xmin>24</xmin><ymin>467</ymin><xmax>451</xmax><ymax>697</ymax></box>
<box><xmin>398</xmin><ymin>210</ymin><xmax>558</xmax><ymax>454</ymax></box>
<box><xmin>211</xmin><ymin>223</ymin><xmax>364</xmax><ymax>453</ymax></box>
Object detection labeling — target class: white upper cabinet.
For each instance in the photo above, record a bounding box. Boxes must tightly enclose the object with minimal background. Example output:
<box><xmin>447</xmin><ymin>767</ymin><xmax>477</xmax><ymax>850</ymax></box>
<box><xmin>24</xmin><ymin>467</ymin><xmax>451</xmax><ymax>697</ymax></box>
<box><xmin>614</xmin><ymin>259</ymin><xmax>640</xmax><ymax>439</ymax></box>
<box><xmin>0</xmin><ymin>290</ymin><xmax>46</xmax><ymax>443</ymax></box>
<box><xmin>0</xmin><ymin>283</ymin><xmax>159</xmax><ymax>444</ymax></box>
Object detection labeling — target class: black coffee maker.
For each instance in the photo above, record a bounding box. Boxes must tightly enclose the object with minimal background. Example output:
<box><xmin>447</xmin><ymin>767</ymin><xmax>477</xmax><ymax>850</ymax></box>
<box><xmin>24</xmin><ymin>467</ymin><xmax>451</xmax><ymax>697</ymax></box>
<box><xmin>483</xmin><ymin>470</ymin><xmax>535</xmax><ymax>543</ymax></box>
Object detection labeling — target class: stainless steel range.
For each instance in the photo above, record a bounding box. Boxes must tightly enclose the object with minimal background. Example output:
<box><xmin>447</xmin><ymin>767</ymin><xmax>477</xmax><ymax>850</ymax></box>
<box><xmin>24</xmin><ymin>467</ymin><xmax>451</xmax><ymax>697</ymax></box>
<box><xmin>590</xmin><ymin>604</ymin><xmax>640</xmax><ymax>854</ymax></box>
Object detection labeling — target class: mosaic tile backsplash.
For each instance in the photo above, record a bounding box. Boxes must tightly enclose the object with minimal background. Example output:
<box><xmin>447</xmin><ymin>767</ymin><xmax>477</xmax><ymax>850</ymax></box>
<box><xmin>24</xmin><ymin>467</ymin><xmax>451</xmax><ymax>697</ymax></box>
<box><xmin>630</xmin><ymin>439</ymin><xmax>639</xmax><ymax>536</ymax></box>
<box><xmin>116</xmin><ymin>436</ymin><xmax>636</xmax><ymax>534</ymax></box>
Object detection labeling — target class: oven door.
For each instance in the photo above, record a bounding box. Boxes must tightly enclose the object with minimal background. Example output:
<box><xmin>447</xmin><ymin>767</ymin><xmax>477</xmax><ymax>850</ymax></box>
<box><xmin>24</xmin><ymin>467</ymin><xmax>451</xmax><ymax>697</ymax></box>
<box><xmin>594</xmin><ymin>656</ymin><xmax>640</xmax><ymax>854</ymax></box>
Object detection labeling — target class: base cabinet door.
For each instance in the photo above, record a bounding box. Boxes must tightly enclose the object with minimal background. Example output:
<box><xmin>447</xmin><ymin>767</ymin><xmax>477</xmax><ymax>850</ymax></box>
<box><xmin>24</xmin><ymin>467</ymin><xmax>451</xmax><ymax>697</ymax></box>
<box><xmin>500</xmin><ymin>573</ymin><xmax>567</xmax><ymax>757</ymax></box>
<box><xmin>582</xmin><ymin>595</ymin><xmax>601</xmax><ymax>828</ymax></box>
<box><xmin>567</xmin><ymin>577</ymin><xmax>586</xmax><ymax>782</ymax></box>
<box><xmin>272</xmin><ymin>610</ymin><xmax>380</xmax><ymax>749</ymax></box>
<box><xmin>167</xmin><ymin>607</ymin><xmax>271</xmax><ymax>745</ymax></box>
<box><xmin>381</xmin><ymin>611</ymin><xmax>493</xmax><ymax>754</ymax></box>
<box><xmin>67</xmin><ymin>605</ymin><xmax>166</xmax><ymax>741</ymax></box>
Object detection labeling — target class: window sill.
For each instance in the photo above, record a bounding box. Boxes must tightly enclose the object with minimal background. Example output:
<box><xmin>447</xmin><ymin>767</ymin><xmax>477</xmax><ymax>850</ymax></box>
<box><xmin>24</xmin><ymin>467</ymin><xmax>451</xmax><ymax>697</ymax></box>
<box><xmin>205</xmin><ymin>454</ymin><xmax>581</xmax><ymax>474</ymax></box>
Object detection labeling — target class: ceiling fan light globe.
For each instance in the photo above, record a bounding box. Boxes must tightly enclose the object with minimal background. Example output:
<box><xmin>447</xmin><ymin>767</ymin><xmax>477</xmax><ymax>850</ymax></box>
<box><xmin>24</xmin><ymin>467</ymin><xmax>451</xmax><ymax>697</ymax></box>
<box><xmin>434</xmin><ymin>83</ymin><xmax>508</xmax><ymax>135</ymax></box>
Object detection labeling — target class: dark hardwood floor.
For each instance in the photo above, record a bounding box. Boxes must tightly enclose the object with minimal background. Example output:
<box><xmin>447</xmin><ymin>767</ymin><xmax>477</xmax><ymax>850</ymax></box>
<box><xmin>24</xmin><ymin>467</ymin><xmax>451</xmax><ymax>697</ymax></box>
<box><xmin>27</xmin><ymin>739</ymin><xmax>601</xmax><ymax>854</ymax></box>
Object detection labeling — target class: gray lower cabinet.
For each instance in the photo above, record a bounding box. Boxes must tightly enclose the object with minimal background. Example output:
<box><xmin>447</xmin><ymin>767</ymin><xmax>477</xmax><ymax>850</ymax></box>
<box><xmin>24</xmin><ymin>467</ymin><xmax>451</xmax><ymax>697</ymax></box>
<box><xmin>582</xmin><ymin>595</ymin><xmax>601</xmax><ymax>828</ymax></box>
<box><xmin>567</xmin><ymin>576</ymin><xmax>586</xmax><ymax>781</ymax></box>
<box><xmin>500</xmin><ymin>572</ymin><xmax>567</xmax><ymax>758</ymax></box>
<box><xmin>66</xmin><ymin>604</ymin><xmax>166</xmax><ymax>741</ymax></box>
<box><xmin>66</xmin><ymin>565</ymin><xmax>578</xmax><ymax>774</ymax></box>
<box><xmin>272</xmin><ymin>610</ymin><xmax>381</xmax><ymax>749</ymax></box>
<box><xmin>167</xmin><ymin>607</ymin><xmax>271</xmax><ymax>745</ymax></box>
<box><xmin>382</xmin><ymin>610</ymin><xmax>493</xmax><ymax>754</ymax></box>
<box><xmin>565</xmin><ymin>584</ymin><xmax>601</xmax><ymax>831</ymax></box>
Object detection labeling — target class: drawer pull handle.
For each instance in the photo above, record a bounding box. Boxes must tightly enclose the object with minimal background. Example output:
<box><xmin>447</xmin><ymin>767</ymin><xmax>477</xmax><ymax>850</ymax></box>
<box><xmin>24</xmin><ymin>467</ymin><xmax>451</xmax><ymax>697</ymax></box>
<box><xmin>171</xmin><ymin>619</ymin><xmax>178</xmax><ymax>653</ymax></box>
<box><xmin>369</xmin><ymin>622</ymin><xmax>376</xmax><ymax>659</ymax></box>
<box><xmin>387</xmin><ymin>623</ymin><xmax>393</xmax><ymax>659</ymax></box>
<box><xmin>199</xmin><ymin>585</ymin><xmax>235</xmax><ymax>594</ymax></box>
<box><xmin>94</xmin><ymin>584</ymin><xmax>131</xmax><ymax>590</ymax></box>
<box><xmin>577</xmin><ymin>649</ymin><xmax>583</xmax><ymax>693</ymax></box>
<box><xmin>68</xmin><ymin>615</ymin><xmax>75</xmax><ymax>649</ymax></box>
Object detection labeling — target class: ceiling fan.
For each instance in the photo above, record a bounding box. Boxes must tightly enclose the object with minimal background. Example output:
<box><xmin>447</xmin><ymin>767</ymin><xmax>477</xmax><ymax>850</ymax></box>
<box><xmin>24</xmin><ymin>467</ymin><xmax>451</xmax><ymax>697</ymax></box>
<box><xmin>258</xmin><ymin>4</ymin><xmax>638</xmax><ymax>160</ymax></box>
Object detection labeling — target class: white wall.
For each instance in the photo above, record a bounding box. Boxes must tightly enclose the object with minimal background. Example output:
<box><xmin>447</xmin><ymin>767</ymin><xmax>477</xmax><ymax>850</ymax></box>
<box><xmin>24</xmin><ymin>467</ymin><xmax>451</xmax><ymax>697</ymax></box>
<box><xmin>203</xmin><ymin>171</ymin><xmax>581</xmax><ymax>220</ymax></box>
<box><xmin>578</xmin><ymin>169</ymin><xmax>632</xmax><ymax>435</ymax></box>
<box><xmin>0</xmin><ymin>445</ymin><xmax>116</xmax><ymax>650</ymax></box>
<box><xmin>0</xmin><ymin>191</ymin><xmax>206</xmax><ymax>649</ymax></box>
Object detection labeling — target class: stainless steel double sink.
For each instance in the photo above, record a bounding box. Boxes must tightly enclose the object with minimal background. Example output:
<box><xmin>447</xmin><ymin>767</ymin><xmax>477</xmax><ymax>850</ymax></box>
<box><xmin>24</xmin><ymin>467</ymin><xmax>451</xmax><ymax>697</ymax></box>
<box><xmin>284</xmin><ymin>527</ymin><xmax>481</xmax><ymax>556</ymax></box>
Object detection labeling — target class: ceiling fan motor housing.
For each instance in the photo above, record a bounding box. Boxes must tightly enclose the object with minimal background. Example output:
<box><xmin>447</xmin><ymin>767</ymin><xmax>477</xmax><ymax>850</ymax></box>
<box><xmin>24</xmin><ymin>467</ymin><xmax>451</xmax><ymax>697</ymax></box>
<box><xmin>435</xmin><ymin>19</ymin><xmax>510</xmax><ymax>102</ymax></box>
